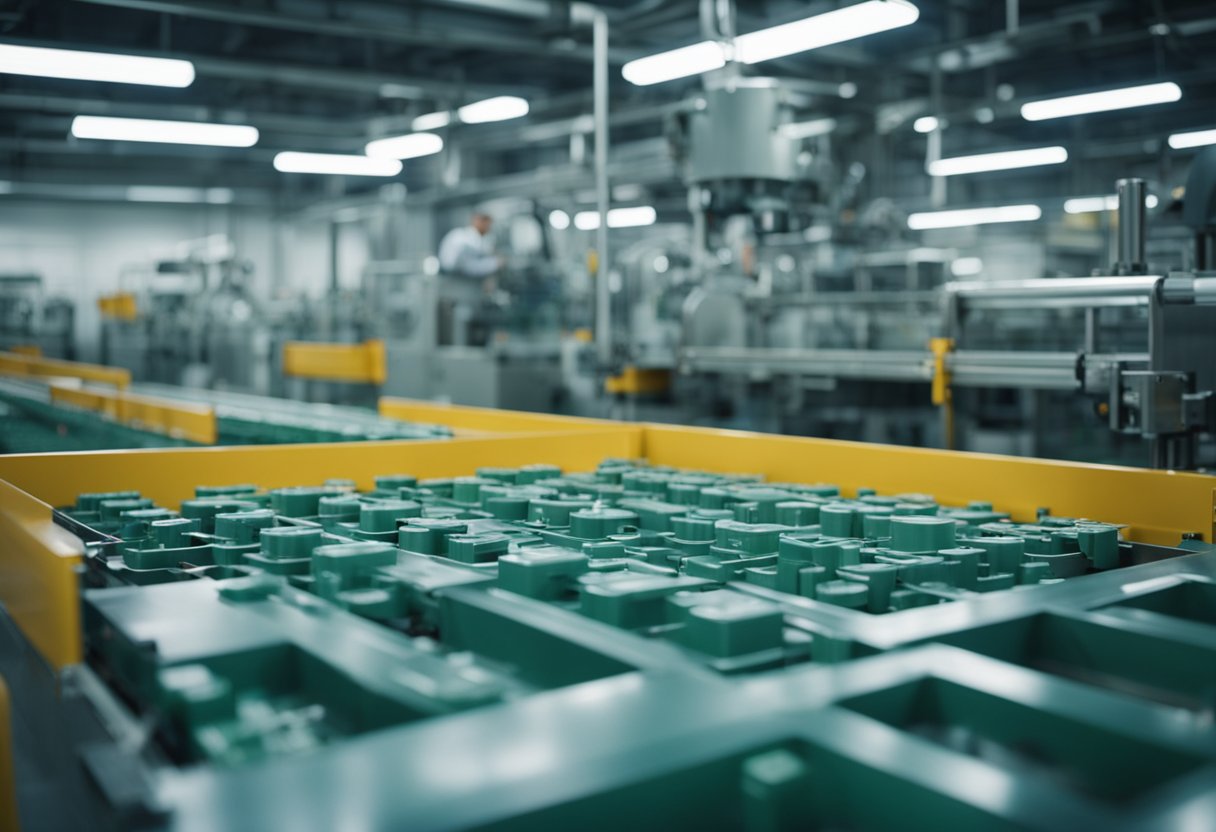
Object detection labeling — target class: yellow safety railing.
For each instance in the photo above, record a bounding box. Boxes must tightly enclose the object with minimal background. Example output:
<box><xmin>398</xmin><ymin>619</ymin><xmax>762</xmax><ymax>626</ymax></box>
<box><xmin>0</xmin><ymin>478</ymin><xmax>84</xmax><ymax>671</ymax></box>
<box><xmin>49</xmin><ymin>384</ymin><xmax>217</xmax><ymax>445</ymax></box>
<box><xmin>0</xmin><ymin>351</ymin><xmax>130</xmax><ymax>390</ymax></box>
<box><xmin>97</xmin><ymin>292</ymin><xmax>138</xmax><ymax>321</ymax></box>
<box><xmin>604</xmin><ymin>366</ymin><xmax>671</xmax><ymax>396</ymax></box>
<box><xmin>283</xmin><ymin>339</ymin><xmax>386</xmax><ymax>385</ymax></box>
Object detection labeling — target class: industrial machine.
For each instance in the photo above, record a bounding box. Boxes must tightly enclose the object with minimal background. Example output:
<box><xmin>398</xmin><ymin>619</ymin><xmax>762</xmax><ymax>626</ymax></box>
<box><xmin>1</xmin><ymin>416</ymin><xmax>1214</xmax><ymax>830</ymax></box>
<box><xmin>101</xmin><ymin>237</ymin><xmax>272</xmax><ymax>393</ymax></box>
<box><xmin>0</xmin><ymin>274</ymin><xmax>74</xmax><ymax>359</ymax></box>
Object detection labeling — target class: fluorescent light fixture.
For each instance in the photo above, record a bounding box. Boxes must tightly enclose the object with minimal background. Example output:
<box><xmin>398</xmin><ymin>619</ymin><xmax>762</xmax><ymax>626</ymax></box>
<box><xmin>548</xmin><ymin>210</ymin><xmax>571</xmax><ymax>230</ymax></box>
<box><xmin>1021</xmin><ymin>82</ymin><xmax>1181</xmax><ymax>121</ymax></box>
<box><xmin>457</xmin><ymin>96</ymin><xmax>529</xmax><ymax>124</ymax></box>
<box><xmin>950</xmin><ymin>257</ymin><xmax>983</xmax><ymax>276</ymax></box>
<box><xmin>780</xmin><ymin>117</ymin><xmax>838</xmax><ymax>140</ymax></box>
<box><xmin>71</xmin><ymin>115</ymin><xmax>258</xmax><ymax>147</ymax></box>
<box><xmin>622</xmin><ymin>1</ymin><xmax>916</xmax><ymax>85</ymax></box>
<box><xmin>0</xmin><ymin>42</ymin><xmax>194</xmax><ymax>87</ymax></box>
<box><xmin>734</xmin><ymin>0</ymin><xmax>920</xmax><ymax>65</ymax></box>
<box><xmin>273</xmin><ymin>152</ymin><xmax>402</xmax><ymax>177</ymax></box>
<box><xmin>622</xmin><ymin>41</ymin><xmax>726</xmax><ymax>86</ymax></box>
<box><xmin>364</xmin><ymin>132</ymin><xmax>443</xmax><ymax>160</ymax></box>
<box><xmin>913</xmin><ymin>116</ymin><xmax>939</xmax><ymax>133</ymax></box>
<box><xmin>412</xmin><ymin>111</ymin><xmax>452</xmax><ymax>131</ymax></box>
<box><xmin>908</xmin><ymin>204</ymin><xmax>1042</xmax><ymax>230</ymax></box>
<box><xmin>1064</xmin><ymin>194</ymin><xmax>1159</xmax><ymax>214</ymax></box>
<box><xmin>1168</xmin><ymin>128</ymin><xmax>1216</xmax><ymax>150</ymax></box>
<box><xmin>574</xmin><ymin>206</ymin><xmax>657</xmax><ymax>230</ymax></box>
<box><xmin>126</xmin><ymin>186</ymin><xmax>234</xmax><ymax>204</ymax></box>
<box><xmin>928</xmin><ymin>146</ymin><xmax>1067</xmax><ymax>177</ymax></box>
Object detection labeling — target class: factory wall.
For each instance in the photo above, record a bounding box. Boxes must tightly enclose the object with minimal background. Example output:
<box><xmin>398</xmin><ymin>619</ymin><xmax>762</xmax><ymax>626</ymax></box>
<box><xmin>0</xmin><ymin>199</ymin><xmax>279</xmax><ymax>361</ymax></box>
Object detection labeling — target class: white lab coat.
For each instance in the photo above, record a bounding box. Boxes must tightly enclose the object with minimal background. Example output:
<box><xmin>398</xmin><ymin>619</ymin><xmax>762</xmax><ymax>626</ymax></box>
<box><xmin>438</xmin><ymin>226</ymin><xmax>499</xmax><ymax>278</ymax></box>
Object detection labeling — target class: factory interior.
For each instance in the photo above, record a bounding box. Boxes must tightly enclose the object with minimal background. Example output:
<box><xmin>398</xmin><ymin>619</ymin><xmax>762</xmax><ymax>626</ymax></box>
<box><xmin>1</xmin><ymin>0</ymin><xmax>1216</xmax><ymax>829</ymax></box>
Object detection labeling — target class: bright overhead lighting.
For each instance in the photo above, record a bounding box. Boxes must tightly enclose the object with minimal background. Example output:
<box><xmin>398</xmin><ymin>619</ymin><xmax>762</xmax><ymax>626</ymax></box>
<box><xmin>412</xmin><ymin>111</ymin><xmax>452</xmax><ymax>131</ymax></box>
<box><xmin>574</xmin><ymin>206</ymin><xmax>657</xmax><ymax>230</ymax></box>
<box><xmin>1064</xmin><ymin>194</ymin><xmax>1159</xmax><ymax>214</ymax></box>
<box><xmin>622</xmin><ymin>1</ymin><xmax>917</xmax><ymax>85</ymax></box>
<box><xmin>126</xmin><ymin>186</ymin><xmax>234</xmax><ymax>204</ymax></box>
<box><xmin>1021</xmin><ymin>82</ymin><xmax>1181</xmax><ymax>121</ymax></box>
<box><xmin>908</xmin><ymin>204</ymin><xmax>1042</xmax><ymax>230</ymax></box>
<box><xmin>1168</xmin><ymin>128</ymin><xmax>1216</xmax><ymax>150</ymax></box>
<box><xmin>273</xmin><ymin>152</ymin><xmax>402</xmax><ymax>177</ymax></box>
<box><xmin>71</xmin><ymin>115</ymin><xmax>258</xmax><ymax>147</ymax></box>
<box><xmin>0</xmin><ymin>42</ymin><xmax>195</xmax><ymax>87</ymax></box>
<box><xmin>734</xmin><ymin>0</ymin><xmax>920</xmax><ymax>65</ymax></box>
<box><xmin>779</xmin><ymin>118</ymin><xmax>838</xmax><ymax>140</ymax></box>
<box><xmin>950</xmin><ymin>257</ymin><xmax>983</xmax><ymax>276</ymax></box>
<box><xmin>928</xmin><ymin>146</ymin><xmax>1067</xmax><ymax>177</ymax></box>
<box><xmin>622</xmin><ymin>41</ymin><xmax>727</xmax><ymax>86</ymax></box>
<box><xmin>457</xmin><ymin>96</ymin><xmax>529</xmax><ymax>124</ymax></box>
<box><xmin>913</xmin><ymin>116</ymin><xmax>939</xmax><ymax>133</ymax></box>
<box><xmin>364</xmin><ymin>132</ymin><xmax>443</xmax><ymax>160</ymax></box>
<box><xmin>548</xmin><ymin>210</ymin><xmax>571</xmax><ymax>230</ymax></box>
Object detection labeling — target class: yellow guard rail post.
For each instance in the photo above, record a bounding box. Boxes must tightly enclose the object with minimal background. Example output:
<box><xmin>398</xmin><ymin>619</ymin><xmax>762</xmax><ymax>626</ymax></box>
<box><xmin>0</xmin><ymin>351</ymin><xmax>130</xmax><ymax>390</ymax></box>
<box><xmin>282</xmin><ymin>339</ymin><xmax>386</xmax><ymax>385</ymax></box>
<box><xmin>0</xmin><ymin>479</ymin><xmax>84</xmax><ymax>671</ymax></box>
<box><xmin>0</xmin><ymin>674</ymin><xmax>16</xmax><ymax>832</ymax></box>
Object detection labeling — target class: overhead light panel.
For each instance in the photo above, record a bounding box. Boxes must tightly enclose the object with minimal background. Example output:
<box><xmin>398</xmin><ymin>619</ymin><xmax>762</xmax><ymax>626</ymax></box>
<box><xmin>928</xmin><ymin>146</ymin><xmax>1067</xmax><ymax>176</ymax></box>
<box><xmin>126</xmin><ymin>186</ymin><xmax>234</xmax><ymax>204</ymax></box>
<box><xmin>364</xmin><ymin>132</ymin><xmax>444</xmax><ymax>160</ymax></box>
<box><xmin>1021</xmin><ymin>82</ymin><xmax>1181</xmax><ymax>121</ymax></box>
<box><xmin>950</xmin><ymin>257</ymin><xmax>983</xmax><ymax>276</ymax></box>
<box><xmin>913</xmin><ymin>116</ymin><xmax>939</xmax><ymax>133</ymax></box>
<box><xmin>734</xmin><ymin>0</ymin><xmax>920</xmax><ymax>65</ymax></box>
<box><xmin>548</xmin><ymin>210</ymin><xmax>571</xmax><ymax>230</ymax></box>
<box><xmin>1168</xmin><ymin>128</ymin><xmax>1216</xmax><ymax>150</ymax></box>
<box><xmin>71</xmin><ymin>115</ymin><xmax>258</xmax><ymax>147</ymax></box>
<box><xmin>779</xmin><ymin>118</ymin><xmax>838</xmax><ymax>140</ymax></box>
<box><xmin>1064</xmin><ymin>194</ymin><xmax>1159</xmax><ymax>214</ymax></box>
<box><xmin>621</xmin><ymin>41</ymin><xmax>727</xmax><ymax>86</ymax></box>
<box><xmin>908</xmin><ymin>204</ymin><xmax>1042</xmax><ymax>230</ymax></box>
<box><xmin>412</xmin><ymin>111</ymin><xmax>452</xmax><ymax>131</ymax></box>
<box><xmin>622</xmin><ymin>0</ymin><xmax>917</xmax><ymax>85</ymax></box>
<box><xmin>0</xmin><ymin>42</ymin><xmax>195</xmax><ymax>87</ymax></box>
<box><xmin>273</xmin><ymin>152</ymin><xmax>402</xmax><ymax>177</ymax></box>
<box><xmin>457</xmin><ymin>96</ymin><xmax>529</xmax><ymax>124</ymax></box>
<box><xmin>574</xmin><ymin>206</ymin><xmax>657</xmax><ymax>230</ymax></box>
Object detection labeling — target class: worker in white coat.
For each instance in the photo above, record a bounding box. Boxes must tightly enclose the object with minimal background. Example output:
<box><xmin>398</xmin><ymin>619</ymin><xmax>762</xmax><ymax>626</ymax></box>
<box><xmin>438</xmin><ymin>211</ymin><xmax>502</xmax><ymax>280</ymax></box>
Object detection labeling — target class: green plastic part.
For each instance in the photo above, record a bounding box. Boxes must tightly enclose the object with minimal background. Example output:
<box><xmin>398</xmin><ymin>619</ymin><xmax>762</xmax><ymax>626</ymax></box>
<box><xmin>889</xmin><ymin>515</ymin><xmax>956</xmax><ymax>552</ymax></box>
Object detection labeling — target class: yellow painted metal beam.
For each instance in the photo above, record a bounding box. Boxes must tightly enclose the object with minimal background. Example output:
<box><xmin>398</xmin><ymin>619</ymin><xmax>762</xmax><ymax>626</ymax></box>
<box><xmin>0</xmin><ymin>674</ymin><xmax>15</xmax><ymax>832</ymax></box>
<box><xmin>8</xmin><ymin>344</ymin><xmax>41</xmax><ymax>357</ymax></box>
<box><xmin>283</xmin><ymin>339</ymin><xmax>386</xmax><ymax>385</ymax></box>
<box><xmin>0</xmin><ymin>429</ymin><xmax>643</xmax><ymax>511</ymax></box>
<box><xmin>97</xmin><ymin>292</ymin><xmax>138</xmax><ymax>322</ymax></box>
<box><xmin>604</xmin><ymin>366</ymin><xmax>671</xmax><ymax>396</ymax></box>
<box><xmin>641</xmin><ymin>425</ymin><xmax>1216</xmax><ymax>547</ymax></box>
<box><xmin>49</xmin><ymin>384</ymin><xmax>217</xmax><ymax>445</ymax></box>
<box><xmin>378</xmin><ymin>397</ymin><xmax>622</xmax><ymax>435</ymax></box>
<box><xmin>0</xmin><ymin>479</ymin><xmax>83</xmax><ymax>671</ymax></box>
<box><xmin>0</xmin><ymin>351</ymin><xmax>129</xmax><ymax>390</ymax></box>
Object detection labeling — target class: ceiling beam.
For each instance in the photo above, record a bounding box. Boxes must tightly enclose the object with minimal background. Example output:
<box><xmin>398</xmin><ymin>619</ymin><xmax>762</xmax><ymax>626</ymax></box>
<box><xmin>69</xmin><ymin>0</ymin><xmax>639</xmax><ymax>63</ymax></box>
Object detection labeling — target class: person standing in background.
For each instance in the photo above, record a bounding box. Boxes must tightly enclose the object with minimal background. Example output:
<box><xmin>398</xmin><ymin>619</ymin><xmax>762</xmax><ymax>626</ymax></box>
<box><xmin>438</xmin><ymin>211</ymin><xmax>502</xmax><ymax>282</ymax></box>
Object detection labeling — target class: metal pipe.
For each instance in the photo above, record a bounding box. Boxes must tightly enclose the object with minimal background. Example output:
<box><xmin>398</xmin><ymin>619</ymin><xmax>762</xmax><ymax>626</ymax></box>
<box><xmin>1116</xmin><ymin>177</ymin><xmax>1147</xmax><ymax>275</ymax></box>
<box><xmin>577</xmin><ymin>4</ymin><xmax>612</xmax><ymax>368</ymax></box>
<box><xmin>947</xmin><ymin>276</ymin><xmax>1161</xmax><ymax>308</ymax></box>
